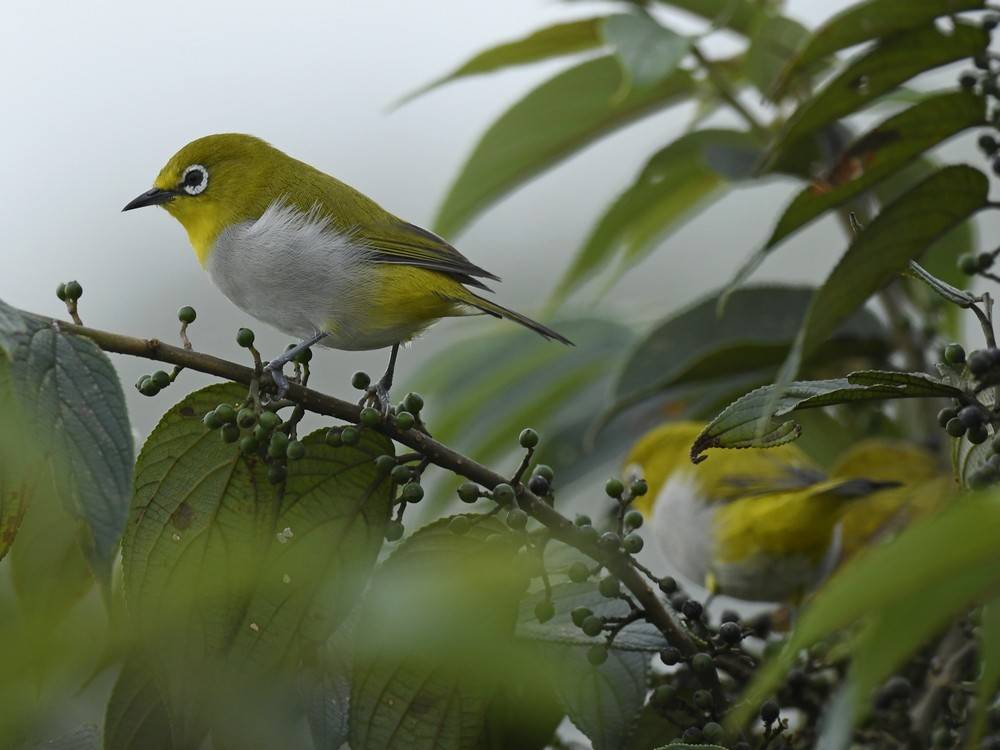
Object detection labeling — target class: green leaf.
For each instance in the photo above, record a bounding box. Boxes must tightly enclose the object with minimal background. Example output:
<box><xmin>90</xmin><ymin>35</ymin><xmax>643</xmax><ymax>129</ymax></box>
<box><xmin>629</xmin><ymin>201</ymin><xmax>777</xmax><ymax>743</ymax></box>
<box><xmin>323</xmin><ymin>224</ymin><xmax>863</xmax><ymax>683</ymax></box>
<box><xmin>28</xmin><ymin>724</ymin><xmax>101</xmax><ymax>750</ymax></box>
<box><xmin>0</xmin><ymin>358</ymin><xmax>40</xmax><ymax>562</ymax></box>
<box><xmin>350</xmin><ymin>516</ymin><xmax>531</xmax><ymax>750</ymax></box>
<box><xmin>555</xmin><ymin>129</ymin><xmax>760</xmax><ymax>301</ymax></box>
<box><xmin>123</xmin><ymin>383</ymin><xmax>392</xmax><ymax>744</ymax></box>
<box><xmin>545</xmin><ymin>643</ymin><xmax>649</xmax><ymax>750</ymax></box>
<box><xmin>764</xmin><ymin>22</ymin><xmax>989</xmax><ymax>170</ymax></box>
<box><xmin>609</xmin><ymin>285</ymin><xmax>890</xmax><ymax>415</ymax></box>
<box><xmin>694</xmin><ymin>371</ymin><xmax>961</xmax><ymax>459</ymax></box>
<box><xmin>772</xmin><ymin>0</ymin><xmax>987</xmax><ymax>99</ymax></box>
<box><xmin>0</xmin><ymin>299</ymin><xmax>133</xmax><ymax>591</ymax></box>
<box><xmin>434</xmin><ymin>55</ymin><xmax>695</xmax><ymax>238</ymax></box>
<box><xmin>733</xmin><ymin>492</ymin><xmax>1000</xmax><ymax>731</ymax></box>
<box><xmin>971</xmin><ymin>592</ymin><xmax>1000</xmax><ymax>744</ymax></box>
<box><xmin>762</xmin><ymin>90</ymin><xmax>985</xmax><ymax>254</ymax></box>
<box><xmin>778</xmin><ymin>165</ymin><xmax>989</xmax><ymax>384</ymax></box>
<box><xmin>745</xmin><ymin>15</ymin><xmax>809</xmax><ymax>96</ymax></box>
<box><xmin>397</xmin><ymin>18</ymin><xmax>606</xmax><ymax>105</ymax></box>
<box><xmin>650</xmin><ymin>0</ymin><xmax>768</xmax><ymax>35</ymax></box>
<box><xmin>104</xmin><ymin>656</ymin><xmax>174</xmax><ymax>750</ymax></box>
<box><xmin>602</xmin><ymin>12</ymin><xmax>691</xmax><ymax>91</ymax></box>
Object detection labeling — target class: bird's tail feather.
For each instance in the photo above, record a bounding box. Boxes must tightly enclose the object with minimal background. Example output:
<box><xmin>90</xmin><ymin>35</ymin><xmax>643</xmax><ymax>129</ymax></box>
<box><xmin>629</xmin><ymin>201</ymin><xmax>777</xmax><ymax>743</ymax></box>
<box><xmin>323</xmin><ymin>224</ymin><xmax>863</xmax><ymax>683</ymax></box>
<box><xmin>448</xmin><ymin>292</ymin><xmax>573</xmax><ymax>345</ymax></box>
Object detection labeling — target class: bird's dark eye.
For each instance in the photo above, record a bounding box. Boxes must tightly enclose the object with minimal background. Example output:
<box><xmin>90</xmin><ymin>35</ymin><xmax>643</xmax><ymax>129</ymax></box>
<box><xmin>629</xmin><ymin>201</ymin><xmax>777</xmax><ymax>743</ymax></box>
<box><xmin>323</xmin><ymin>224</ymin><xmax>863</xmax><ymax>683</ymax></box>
<box><xmin>180</xmin><ymin>164</ymin><xmax>208</xmax><ymax>195</ymax></box>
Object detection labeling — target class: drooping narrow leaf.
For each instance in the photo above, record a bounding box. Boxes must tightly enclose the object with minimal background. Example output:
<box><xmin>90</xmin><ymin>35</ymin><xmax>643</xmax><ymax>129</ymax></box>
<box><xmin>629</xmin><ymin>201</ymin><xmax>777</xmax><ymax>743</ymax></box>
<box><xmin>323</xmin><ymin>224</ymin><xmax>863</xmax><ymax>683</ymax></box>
<box><xmin>764</xmin><ymin>22</ymin><xmax>989</xmax><ymax>170</ymax></box>
<box><xmin>609</xmin><ymin>285</ymin><xmax>889</xmax><ymax>414</ymax></box>
<box><xmin>601</xmin><ymin>12</ymin><xmax>692</xmax><ymax>92</ymax></box>
<box><xmin>693</xmin><ymin>371</ymin><xmax>962</xmax><ymax>459</ymax></box>
<box><xmin>396</xmin><ymin>18</ymin><xmax>607</xmax><ymax>105</ymax></box>
<box><xmin>745</xmin><ymin>15</ymin><xmax>809</xmax><ymax>96</ymax></box>
<box><xmin>434</xmin><ymin>56</ymin><xmax>695</xmax><ymax>238</ymax></box>
<box><xmin>776</xmin><ymin>165</ymin><xmax>988</xmax><ymax>385</ymax></box>
<box><xmin>650</xmin><ymin>0</ymin><xmax>768</xmax><ymax>35</ymax></box>
<box><xmin>104</xmin><ymin>656</ymin><xmax>174</xmax><ymax>750</ymax></box>
<box><xmin>763</xmin><ymin>90</ymin><xmax>985</xmax><ymax>253</ymax></box>
<box><xmin>554</xmin><ymin>129</ymin><xmax>760</xmax><ymax>301</ymax></box>
<box><xmin>771</xmin><ymin>0</ymin><xmax>986</xmax><ymax>99</ymax></box>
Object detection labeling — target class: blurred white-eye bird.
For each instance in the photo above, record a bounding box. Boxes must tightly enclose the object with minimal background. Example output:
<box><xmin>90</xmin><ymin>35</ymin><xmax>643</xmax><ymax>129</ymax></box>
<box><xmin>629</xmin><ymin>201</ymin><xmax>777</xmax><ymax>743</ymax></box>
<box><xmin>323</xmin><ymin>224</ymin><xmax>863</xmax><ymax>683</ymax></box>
<box><xmin>623</xmin><ymin>422</ymin><xmax>945</xmax><ymax>603</ymax></box>
<box><xmin>123</xmin><ymin>134</ymin><xmax>571</xmax><ymax>406</ymax></box>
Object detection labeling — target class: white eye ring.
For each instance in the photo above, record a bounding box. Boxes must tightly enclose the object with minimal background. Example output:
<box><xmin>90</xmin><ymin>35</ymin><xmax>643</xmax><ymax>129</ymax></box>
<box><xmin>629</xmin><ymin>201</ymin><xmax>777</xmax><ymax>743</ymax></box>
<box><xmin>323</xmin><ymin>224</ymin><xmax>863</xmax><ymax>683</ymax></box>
<box><xmin>181</xmin><ymin>164</ymin><xmax>209</xmax><ymax>196</ymax></box>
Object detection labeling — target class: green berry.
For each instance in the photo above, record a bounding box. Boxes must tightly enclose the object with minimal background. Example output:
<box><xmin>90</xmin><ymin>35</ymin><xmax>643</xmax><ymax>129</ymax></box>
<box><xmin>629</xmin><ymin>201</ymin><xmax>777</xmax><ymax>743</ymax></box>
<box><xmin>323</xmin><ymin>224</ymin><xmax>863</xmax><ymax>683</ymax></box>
<box><xmin>449</xmin><ymin>516</ymin><xmax>471</xmax><ymax>535</ymax></box>
<box><xmin>268</xmin><ymin>433</ymin><xmax>290</xmax><ymax>459</ymax></box>
<box><xmin>599</xmin><ymin>532</ymin><xmax>622</xmax><ymax>550</ymax></box>
<box><xmin>506</xmin><ymin>508</ymin><xmax>528</xmax><ymax>530</ymax></box>
<box><xmin>658</xmin><ymin>576</ymin><xmax>677</xmax><ymax>594</ymax></box>
<box><xmin>237</xmin><ymin>408</ymin><xmax>257</xmax><ymax>428</ymax></box>
<box><xmin>56</xmin><ymin>283</ymin><xmax>67</xmax><ymax>301</ymax></box>
<box><xmin>567</xmin><ymin>561</ymin><xmax>591</xmax><ymax>583</ymax></box>
<box><xmin>266</xmin><ymin>465</ymin><xmax>287</xmax><ymax>484</ymax></box>
<box><xmin>203</xmin><ymin>411</ymin><xmax>224</xmax><ymax>429</ymax></box>
<box><xmin>702</xmin><ymin>722</ymin><xmax>723</xmax><ymax>743</ymax></box>
<box><xmin>581</xmin><ymin>615</ymin><xmax>604</xmax><ymax>637</ymax></box>
<box><xmin>63</xmin><ymin>280</ymin><xmax>82</xmax><ymax>300</ymax></box>
<box><xmin>395</xmin><ymin>411</ymin><xmax>415</xmax><ymax>431</ymax></box>
<box><xmin>960</xmin><ymin>253</ymin><xmax>980</xmax><ymax>275</ymax></box>
<box><xmin>944</xmin><ymin>343</ymin><xmax>966</xmax><ymax>365</ymax></box>
<box><xmin>693</xmin><ymin>689</ymin><xmax>714</xmax><ymax>709</ymax></box>
<box><xmin>340</xmin><ymin>426</ymin><xmax>360</xmax><ymax>446</ymax></box>
<box><xmin>981</xmin><ymin>253</ymin><xmax>996</xmax><ymax>271</ymax></box>
<box><xmin>946</xmin><ymin>417</ymin><xmax>968</xmax><ymax>438</ymax></box>
<box><xmin>578</xmin><ymin>525</ymin><xmax>600</xmax><ymax>545</ymax></box>
<box><xmin>257</xmin><ymin>411</ymin><xmax>281</xmax><ymax>432</ymax></box>
<box><xmin>150</xmin><ymin>370</ymin><xmax>171</xmax><ymax>388</ymax></box>
<box><xmin>177</xmin><ymin>305</ymin><xmax>197</xmax><ymax>323</ymax></box>
<box><xmin>624</xmin><ymin>510</ymin><xmax>644</xmax><ymax>529</ymax></box>
<box><xmin>401</xmin><ymin>482</ymin><xmax>424</xmax><ymax>503</ymax></box>
<box><xmin>138</xmin><ymin>377</ymin><xmax>159</xmax><ymax>397</ymax></box>
<box><xmin>604</xmin><ymin>477</ymin><xmax>624</xmax><ymax>498</ymax></box>
<box><xmin>586</xmin><ymin>644</ymin><xmax>608</xmax><ymax>665</ymax></box>
<box><xmin>492</xmin><ymin>483</ymin><xmax>515</xmax><ymax>505</ymax></box>
<box><xmin>960</xmin><ymin>72</ymin><xmax>978</xmax><ymax>90</ymax></box>
<box><xmin>286</xmin><ymin>440</ymin><xmax>306</xmax><ymax>460</ymax></box>
<box><xmin>325</xmin><ymin>428</ymin><xmax>343</xmax><ymax>447</ymax></box>
<box><xmin>359</xmin><ymin>407</ymin><xmax>381</xmax><ymax>427</ymax></box>
<box><xmin>220</xmin><ymin>424</ymin><xmax>241</xmax><ymax>444</ymax></box>
<box><xmin>236</xmin><ymin>327</ymin><xmax>256</xmax><ymax>348</ymax></box>
<box><xmin>374</xmin><ymin>455</ymin><xmax>396</xmax><ymax>475</ymax></box>
<box><xmin>691</xmin><ymin>652</ymin><xmax>715</xmax><ymax>674</ymax></box>
<box><xmin>623</xmin><ymin>533</ymin><xmax>644</xmax><ymax>554</ymax></box>
<box><xmin>239</xmin><ymin>435</ymin><xmax>259</xmax><ymax>455</ymax></box>
<box><xmin>519</xmin><ymin>428</ymin><xmax>539</xmax><ymax>449</ymax></box>
<box><xmin>384</xmin><ymin>520</ymin><xmax>405</xmax><ymax>542</ymax></box>
<box><xmin>630</xmin><ymin>479</ymin><xmax>648</xmax><ymax>497</ymax></box>
<box><xmin>969</xmin><ymin>424</ymin><xmax>990</xmax><ymax>445</ymax></box>
<box><xmin>351</xmin><ymin>371</ymin><xmax>371</xmax><ymax>390</ymax></box>
<box><xmin>938</xmin><ymin>407</ymin><xmax>959</xmax><ymax>427</ymax></box>
<box><xmin>534</xmin><ymin>464</ymin><xmax>554</xmax><ymax>482</ymax></box>
<box><xmin>402</xmin><ymin>392</ymin><xmax>424</xmax><ymax>413</ymax></box>
<box><xmin>391</xmin><ymin>465</ymin><xmax>413</xmax><ymax>485</ymax></box>
<box><xmin>534</xmin><ymin>601</ymin><xmax>555</xmax><ymax>623</ymax></box>
<box><xmin>214</xmin><ymin>404</ymin><xmax>237</xmax><ymax>424</ymax></box>
<box><xmin>574</xmin><ymin>514</ymin><xmax>592</xmax><ymax>527</ymax></box>
<box><xmin>457</xmin><ymin>482</ymin><xmax>481</xmax><ymax>503</ymax></box>
<box><xmin>652</xmin><ymin>684</ymin><xmax>676</xmax><ymax>707</ymax></box>
<box><xmin>571</xmin><ymin>607</ymin><xmax>592</xmax><ymax>627</ymax></box>
<box><xmin>598</xmin><ymin>576</ymin><xmax>620</xmax><ymax>598</ymax></box>
<box><xmin>294</xmin><ymin>347</ymin><xmax>312</xmax><ymax>364</ymax></box>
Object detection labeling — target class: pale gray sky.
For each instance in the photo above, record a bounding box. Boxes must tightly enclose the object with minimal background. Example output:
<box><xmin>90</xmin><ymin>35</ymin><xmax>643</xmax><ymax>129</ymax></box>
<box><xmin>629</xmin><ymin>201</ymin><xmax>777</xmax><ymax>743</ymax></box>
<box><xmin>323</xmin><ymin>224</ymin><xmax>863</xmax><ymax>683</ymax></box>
<box><xmin>1</xmin><ymin>1</ymin><xmax>984</xmax><ymax>436</ymax></box>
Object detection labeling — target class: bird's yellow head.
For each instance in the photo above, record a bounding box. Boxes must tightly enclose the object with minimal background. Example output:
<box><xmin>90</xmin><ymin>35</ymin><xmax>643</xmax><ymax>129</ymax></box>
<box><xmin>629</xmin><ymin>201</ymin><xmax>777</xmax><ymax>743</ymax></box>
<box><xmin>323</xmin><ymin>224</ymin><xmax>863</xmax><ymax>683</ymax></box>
<box><xmin>122</xmin><ymin>133</ymin><xmax>321</xmax><ymax>265</ymax></box>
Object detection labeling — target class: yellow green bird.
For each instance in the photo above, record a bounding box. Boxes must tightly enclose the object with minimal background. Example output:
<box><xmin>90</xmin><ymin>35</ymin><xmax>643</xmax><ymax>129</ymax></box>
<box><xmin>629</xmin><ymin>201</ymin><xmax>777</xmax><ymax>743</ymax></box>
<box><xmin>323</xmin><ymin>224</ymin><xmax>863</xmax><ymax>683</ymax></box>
<box><xmin>624</xmin><ymin>422</ymin><xmax>945</xmax><ymax>603</ymax></box>
<box><xmin>123</xmin><ymin>133</ymin><xmax>571</xmax><ymax>406</ymax></box>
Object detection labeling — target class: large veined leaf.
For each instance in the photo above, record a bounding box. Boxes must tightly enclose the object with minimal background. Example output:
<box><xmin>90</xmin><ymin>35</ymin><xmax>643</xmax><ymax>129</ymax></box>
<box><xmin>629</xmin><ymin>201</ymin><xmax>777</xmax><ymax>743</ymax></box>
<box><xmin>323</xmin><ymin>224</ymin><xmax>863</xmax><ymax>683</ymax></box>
<box><xmin>122</xmin><ymin>383</ymin><xmax>393</xmax><ymax>746</ymax></box>
<box><xmin>764</xmin><ymin>22</ymin><xmax>988</xmax><ymax>171</ymax></box>
<box><xmin>771</xmin><ymin>0</ymin><xmax>986</xmax><ymax>99</ymax></box>
<box><xmin>434</xmin><ymin>55</ymin><xmax>695</xmax><ymax>238</ymax></box>
<box><xmin>0</xmin><ymin>298</ymin><xmax>132</xmax><ymax>591</ymax></box>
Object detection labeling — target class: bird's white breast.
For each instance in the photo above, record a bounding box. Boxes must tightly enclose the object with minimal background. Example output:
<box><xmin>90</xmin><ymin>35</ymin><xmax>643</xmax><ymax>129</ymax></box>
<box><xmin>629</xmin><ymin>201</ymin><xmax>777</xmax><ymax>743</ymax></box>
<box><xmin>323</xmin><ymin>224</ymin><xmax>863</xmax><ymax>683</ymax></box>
<box><xmin>207</xmin><ymin>200</ymin><xmax>380</xmax><ymax>349</ymax></box>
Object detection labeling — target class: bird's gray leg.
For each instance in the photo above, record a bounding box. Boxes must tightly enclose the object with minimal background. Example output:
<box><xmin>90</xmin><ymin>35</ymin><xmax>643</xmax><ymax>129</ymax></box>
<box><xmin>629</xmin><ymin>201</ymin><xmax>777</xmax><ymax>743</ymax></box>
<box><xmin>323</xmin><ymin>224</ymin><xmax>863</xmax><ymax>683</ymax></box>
<box><xmin>374</xmin><ymin>343</ymin><xmax>400</xmax><ymax>417</ymax></box>
<box><xmin>264</xmin><ymin>331</ymin><xmax>328</xmax><ymax>397</ymax></box>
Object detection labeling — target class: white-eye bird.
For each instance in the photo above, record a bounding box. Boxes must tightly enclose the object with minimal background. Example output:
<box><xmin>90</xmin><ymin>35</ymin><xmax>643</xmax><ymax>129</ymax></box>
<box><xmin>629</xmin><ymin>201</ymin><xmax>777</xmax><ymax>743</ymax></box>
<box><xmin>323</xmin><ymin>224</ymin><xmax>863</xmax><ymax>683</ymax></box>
<box><xmin>623</xmin><ymin>422</ymin><xmax>944</xmax><ymax>603</ymax></box>
<box><xmin>123</xmin><ymin>134</ymin><xmax>571</xmax><ymax>406</ymax></box>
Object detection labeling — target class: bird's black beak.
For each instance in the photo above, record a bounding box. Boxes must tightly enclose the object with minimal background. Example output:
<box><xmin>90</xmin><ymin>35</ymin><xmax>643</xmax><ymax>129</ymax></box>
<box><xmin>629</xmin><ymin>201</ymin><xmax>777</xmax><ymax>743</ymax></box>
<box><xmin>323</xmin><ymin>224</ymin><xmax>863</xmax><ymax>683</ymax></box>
<box><xmin>122</xmin><ymin>187</ymin><xmax>178</xmax><ymax>211</ymax></box>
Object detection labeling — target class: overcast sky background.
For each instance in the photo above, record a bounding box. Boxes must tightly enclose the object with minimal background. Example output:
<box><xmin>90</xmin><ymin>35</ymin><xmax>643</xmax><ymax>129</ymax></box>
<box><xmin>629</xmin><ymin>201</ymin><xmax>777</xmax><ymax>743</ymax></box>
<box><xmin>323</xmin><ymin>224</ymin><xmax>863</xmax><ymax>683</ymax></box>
<box><xmin>1</xmin><ymin>1</ymin><xmax>988</xmax><ymax>438</ymax></box>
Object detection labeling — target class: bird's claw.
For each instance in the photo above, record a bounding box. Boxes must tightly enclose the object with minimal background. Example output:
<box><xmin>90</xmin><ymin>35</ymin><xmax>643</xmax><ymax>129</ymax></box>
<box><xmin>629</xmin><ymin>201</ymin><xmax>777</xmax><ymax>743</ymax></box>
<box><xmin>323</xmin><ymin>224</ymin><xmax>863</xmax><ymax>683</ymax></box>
<box><xmin>374</xmin><ymin>381</ymin><xmax>392</xmax><ymax>419</ymax></box>
<box><xmin>264</xmin><ymin>362</ymin><xmax>290</xmax><ymax>400</ymax></box>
